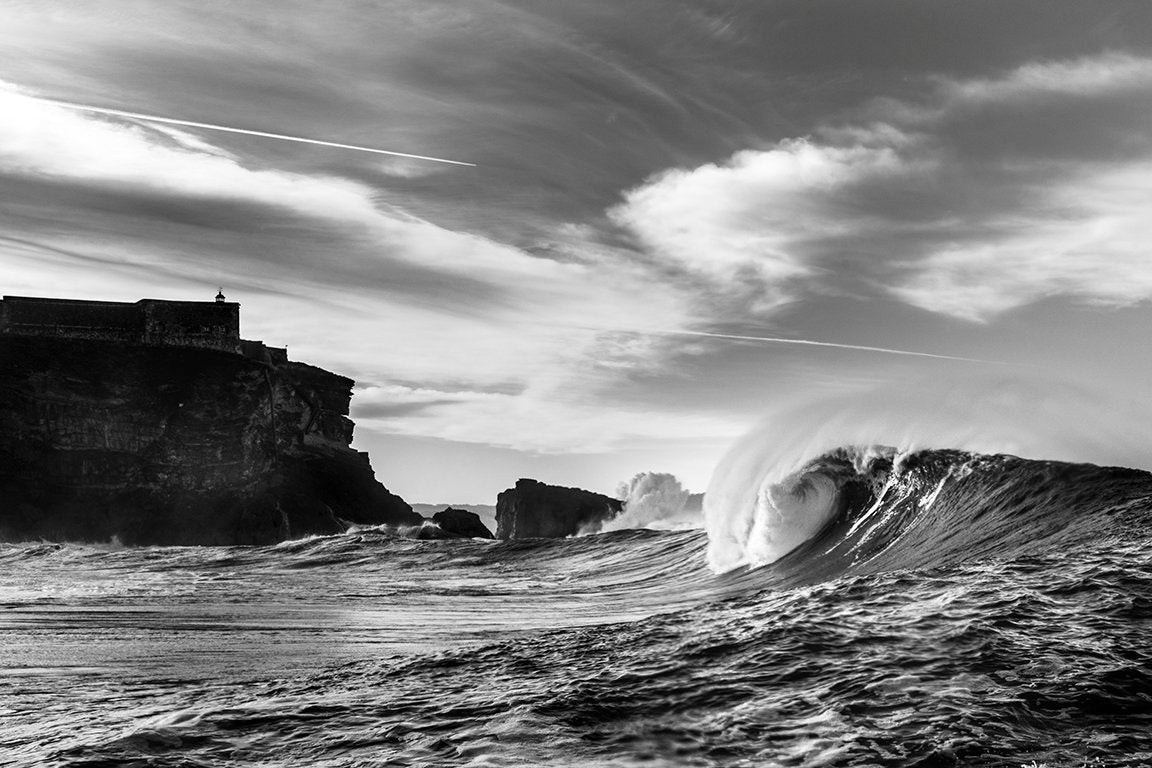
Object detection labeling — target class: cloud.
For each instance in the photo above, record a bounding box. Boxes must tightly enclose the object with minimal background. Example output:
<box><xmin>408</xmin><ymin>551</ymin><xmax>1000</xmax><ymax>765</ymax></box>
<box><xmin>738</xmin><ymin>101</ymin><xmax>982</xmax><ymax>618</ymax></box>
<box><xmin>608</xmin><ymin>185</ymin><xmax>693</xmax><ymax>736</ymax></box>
<box><xmin>941</xmin><ymin>51</ymin><xmax>1152</xmax><ymax>105</ymax></box>
<box><xmin>890</xmin><ymin>160</ymin><xmax>1152</xmax><ymax>321</ymax></box>
<box><xmin>609</xmin><ymin>52</ymin><xmax>1152</xmax><ymax>322</ymax></box>
<box><xmin>0</xmin><ymin>83</ymin><xmax>380</xmax><ymax>222</ymax></box>
<box><xmin>0</xmin><ymin>81</ymin><xmax>565</xmax><ymax>286</ymax></box>
<box><xmin>0</xmin><ymin>78</ymin><xmax>737</xmax><ymax>455</ymax></box>
<box><xmin>375</xmin><ymin>157</ymin><xmax>451</xmax><ymax>178</ymax></box>
<box><xmin>351</xmin><ymin>381</ymin><xmax>742</xmax><ymax>454</ymax></box>
<box><xmin>0</xmin><ymin>79</ymin><xmax>677</xmax><ymax>320</ymax></box>
<box><xmin>609</xmin><ymin>136</ymin><xmax>925</xmax><ymax>306</ymax></box>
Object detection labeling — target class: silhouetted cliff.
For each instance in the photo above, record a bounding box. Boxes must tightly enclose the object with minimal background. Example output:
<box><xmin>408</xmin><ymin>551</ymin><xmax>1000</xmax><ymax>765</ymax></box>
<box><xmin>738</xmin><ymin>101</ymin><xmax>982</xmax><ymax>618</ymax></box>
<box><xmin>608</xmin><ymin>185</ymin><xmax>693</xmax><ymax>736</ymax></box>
<box><xmin>0</xmin><ymin>335</ymin><xmax>420</xmax><ymax>545</ymax></box>
<box><xmin>496</xmin><ymin>479</ymin><xmax>623</xmax><ymax>539</ymax></box>
<box><xmin>432</xmin><ymin>507</ymin><xmax>494</xmax><ymax>539</ymax></box>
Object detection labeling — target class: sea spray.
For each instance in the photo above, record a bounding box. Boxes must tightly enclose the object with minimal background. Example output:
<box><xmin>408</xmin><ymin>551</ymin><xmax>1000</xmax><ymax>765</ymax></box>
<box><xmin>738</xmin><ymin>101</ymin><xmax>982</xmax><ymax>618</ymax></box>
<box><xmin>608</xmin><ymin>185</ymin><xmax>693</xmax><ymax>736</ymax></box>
<box><xmin>595</xmin><ymin>472</ymin><xmax>702</xmax><ymax>532</ymax></box>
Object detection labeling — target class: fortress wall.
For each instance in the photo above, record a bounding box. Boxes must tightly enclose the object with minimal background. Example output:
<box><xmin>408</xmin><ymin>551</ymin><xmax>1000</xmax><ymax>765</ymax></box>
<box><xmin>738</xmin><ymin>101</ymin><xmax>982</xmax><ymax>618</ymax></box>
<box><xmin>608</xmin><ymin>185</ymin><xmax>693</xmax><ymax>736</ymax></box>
<box><xmin>141</xmin><ymin>300</ymin><xmax>240</xmax><ymax>353</ymax></box>
<box><xmin>0</xmin><ymin>297</ymin><xmax>143</xmax><ymax>343</ymax></box>
<box><xmin>0</xmin><ymin>296</ymin><xmax>241</xmax><ymax>354</ymax></box>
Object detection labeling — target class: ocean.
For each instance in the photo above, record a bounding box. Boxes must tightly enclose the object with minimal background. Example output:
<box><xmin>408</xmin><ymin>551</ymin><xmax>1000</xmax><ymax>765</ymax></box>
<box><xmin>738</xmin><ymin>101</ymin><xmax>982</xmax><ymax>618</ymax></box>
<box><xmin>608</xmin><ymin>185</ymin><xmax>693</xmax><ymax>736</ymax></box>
<box><xmin>3</xmin><ymin>446</ymin><xmax>1152</xmax><ymax>767</ymax></box>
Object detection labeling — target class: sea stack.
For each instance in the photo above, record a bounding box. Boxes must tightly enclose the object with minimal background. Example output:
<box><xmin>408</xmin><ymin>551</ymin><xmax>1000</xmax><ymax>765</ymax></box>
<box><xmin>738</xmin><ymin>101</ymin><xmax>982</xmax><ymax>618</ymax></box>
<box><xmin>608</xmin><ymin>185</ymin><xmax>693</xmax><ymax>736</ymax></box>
<box><xmin>0</xmin><ymin>295</ymin><xmax>421</xmax><ymax>545</ymax></box>
<box><xmin>432</xmin><ymin>507</ymin><xmax>495</xmax><ymax>539</ymax></box>
<box><xmin>495</xmin><ymin>478</ymin><xmax>623</xmax><ymax>538</ymax></box>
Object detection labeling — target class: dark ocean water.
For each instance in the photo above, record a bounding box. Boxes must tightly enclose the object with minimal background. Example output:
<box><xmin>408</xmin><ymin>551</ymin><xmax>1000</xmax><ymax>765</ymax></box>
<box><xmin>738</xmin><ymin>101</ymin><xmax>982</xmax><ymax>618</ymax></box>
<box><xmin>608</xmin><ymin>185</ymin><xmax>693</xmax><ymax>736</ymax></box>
<box><xmin>3</xmin><ymin>447</ymin><xmax>1152</xmax><ymax>767</ymax></box>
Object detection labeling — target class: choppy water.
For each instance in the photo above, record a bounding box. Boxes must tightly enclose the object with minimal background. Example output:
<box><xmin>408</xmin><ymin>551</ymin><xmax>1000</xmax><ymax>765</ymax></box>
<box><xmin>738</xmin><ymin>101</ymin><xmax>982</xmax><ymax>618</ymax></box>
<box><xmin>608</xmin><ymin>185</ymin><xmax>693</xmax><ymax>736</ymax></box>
<box><xmin>4</xmin><ymin>447</ymin><xmax>1152</xmax><ymax>767</ymax></box>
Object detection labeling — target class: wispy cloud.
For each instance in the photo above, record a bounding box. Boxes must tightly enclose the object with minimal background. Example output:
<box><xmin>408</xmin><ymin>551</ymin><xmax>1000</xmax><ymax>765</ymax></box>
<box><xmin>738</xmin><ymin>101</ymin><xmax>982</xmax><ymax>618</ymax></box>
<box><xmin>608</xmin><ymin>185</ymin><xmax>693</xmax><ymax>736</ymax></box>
<box><xmin>0</xmin><ymin>82</ymin><xmax>384</xmax><ymax>222</ymax></box>
<box><xmin>0</xmin><ymin>79</ymin><xmax>735</xmax><ymax>454</ymax></box>
<box><xmin>609</xmin><ymin>137</ymin><xmax>920</xmax><ymax>289</ymax></box>
<box><xmin>610</xmin><ymin>51</ymin><xmax>1152</xmax><ymax>322</ymax></box>
<box><xmin>890</xmin><ymin>160</ymin><xmax>1152</xmax><ymax>321</ymax></box>
<box><xmin>0</xmin><ymin>80</ymin><xmax>607</xmax><ymax>292</ymax></box>
<box><xmin>352</xmin><ymin>381</ymin><xmax>743</xmax><ymax>453</ymax></box>
<box><xmin>941</xmin><ymin>51</ymin><xmax>1152</xmax><ymax>105</ymax></box>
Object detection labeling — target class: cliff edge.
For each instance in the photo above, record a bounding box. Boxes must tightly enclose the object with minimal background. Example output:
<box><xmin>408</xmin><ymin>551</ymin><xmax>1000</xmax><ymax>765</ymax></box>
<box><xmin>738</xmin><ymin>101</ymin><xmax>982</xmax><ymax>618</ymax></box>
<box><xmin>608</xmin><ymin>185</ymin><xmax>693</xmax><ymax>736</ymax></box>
<box><xmin>0</xmin><ymin>335</ymin><xmax>421</xmax><ymax>545</ymax></box>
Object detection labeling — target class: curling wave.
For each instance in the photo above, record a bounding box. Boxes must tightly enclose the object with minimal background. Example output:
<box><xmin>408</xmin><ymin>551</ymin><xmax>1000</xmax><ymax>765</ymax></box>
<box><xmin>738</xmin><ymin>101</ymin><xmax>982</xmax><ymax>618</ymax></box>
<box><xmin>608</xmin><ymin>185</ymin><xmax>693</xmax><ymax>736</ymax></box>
<box><xmin>706</xmin><ymin>444</ymin><xmax>1152</xmax><ymax>578</ymax></box>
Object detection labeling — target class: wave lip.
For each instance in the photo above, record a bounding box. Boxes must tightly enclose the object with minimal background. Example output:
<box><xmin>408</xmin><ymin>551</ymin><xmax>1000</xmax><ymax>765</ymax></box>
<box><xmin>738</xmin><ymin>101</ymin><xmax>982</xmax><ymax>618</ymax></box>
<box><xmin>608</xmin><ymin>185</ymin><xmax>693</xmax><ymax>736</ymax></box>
<box><xmin>742</xmin><ymin>459</ymin><xmax>847</xmax><ymax>567</ymax></box>
<box><xmin>705</xmin><ymin>444</ymin><xmax>893</xmax><ymax>572</ymax></box>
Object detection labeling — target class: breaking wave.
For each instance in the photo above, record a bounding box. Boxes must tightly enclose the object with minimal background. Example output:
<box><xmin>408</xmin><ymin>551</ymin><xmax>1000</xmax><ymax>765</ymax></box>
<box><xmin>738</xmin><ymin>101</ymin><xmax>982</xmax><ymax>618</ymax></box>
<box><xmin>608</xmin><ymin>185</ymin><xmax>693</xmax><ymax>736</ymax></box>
<box><xmin>596</xmin><ymin>472</ymin><xmax>702</xmax><ymax>533</ymax></box>
<box><xmin>704</xmin><ymin>371</ymin><xmax>1152</xmax><ymax>572</ymax></box>
<box><xmin>706</xmin><ymin>444</ymin><xmax>1152</xmax><ymax>579</ymax></box>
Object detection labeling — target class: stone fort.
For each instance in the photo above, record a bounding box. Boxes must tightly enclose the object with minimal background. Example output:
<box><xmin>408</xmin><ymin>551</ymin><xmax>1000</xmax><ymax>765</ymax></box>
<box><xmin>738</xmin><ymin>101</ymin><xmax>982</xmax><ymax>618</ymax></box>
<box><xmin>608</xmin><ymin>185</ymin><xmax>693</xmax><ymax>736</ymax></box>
<box><xmin>0</xmin><ymin>294</ymin><xmax>285</xmax><ymax>362</ymax></box>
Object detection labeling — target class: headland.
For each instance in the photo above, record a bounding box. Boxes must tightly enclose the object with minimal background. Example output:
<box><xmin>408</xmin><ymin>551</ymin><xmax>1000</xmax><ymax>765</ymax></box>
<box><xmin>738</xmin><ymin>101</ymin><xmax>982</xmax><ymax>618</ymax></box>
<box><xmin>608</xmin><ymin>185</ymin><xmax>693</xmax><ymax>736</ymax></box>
<box><xmin>0</xmin><ymin>294</ymin><xmax>420</xmax><ymax>545</ymax></box>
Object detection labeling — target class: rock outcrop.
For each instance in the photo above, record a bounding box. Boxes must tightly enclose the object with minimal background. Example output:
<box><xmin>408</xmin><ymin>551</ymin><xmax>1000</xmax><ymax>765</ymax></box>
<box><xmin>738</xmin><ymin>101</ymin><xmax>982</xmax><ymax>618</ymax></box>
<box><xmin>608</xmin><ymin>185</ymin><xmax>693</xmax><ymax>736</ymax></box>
<box><xmin>495</xmin><ymin>479</ymin><xmax>623</xmax><ymax>539</ymax></box>
<box><xmin>0</xmin><ymin>335</ymin><xmax>421</xmax><ymax>545</ymax></box>
<box><xmin>432</xmin><ymin>507</ymin><xmax>494</xmax><ymax>539</ymax></box>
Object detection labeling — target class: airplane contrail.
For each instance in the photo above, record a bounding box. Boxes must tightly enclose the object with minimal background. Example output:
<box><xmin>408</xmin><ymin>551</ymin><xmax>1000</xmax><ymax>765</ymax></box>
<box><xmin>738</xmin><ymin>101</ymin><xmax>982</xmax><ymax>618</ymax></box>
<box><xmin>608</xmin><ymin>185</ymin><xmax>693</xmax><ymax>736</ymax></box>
<box><xmin>34</xmin><ymin>97</ymin><xmax>477</xmax><ymax>167</ymax></box>
<box><xmin>646</xmin><ymin>328</ymin><xmax>1003</xmax><ymax>364</ymax></box>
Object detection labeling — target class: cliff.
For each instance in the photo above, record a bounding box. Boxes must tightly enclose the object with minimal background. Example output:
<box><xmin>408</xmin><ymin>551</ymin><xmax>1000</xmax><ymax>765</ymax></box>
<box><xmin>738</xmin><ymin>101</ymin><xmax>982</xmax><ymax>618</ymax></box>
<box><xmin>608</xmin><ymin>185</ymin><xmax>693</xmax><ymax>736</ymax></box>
<box><xmin>0</xmin><ymin>335</ymin><xmax>421</xmax><ymax>545</ymax></box>
<box><xmin>495</xmin><ymin>479</ymin><xmax>623</xmax><ymax>539</ymax></box>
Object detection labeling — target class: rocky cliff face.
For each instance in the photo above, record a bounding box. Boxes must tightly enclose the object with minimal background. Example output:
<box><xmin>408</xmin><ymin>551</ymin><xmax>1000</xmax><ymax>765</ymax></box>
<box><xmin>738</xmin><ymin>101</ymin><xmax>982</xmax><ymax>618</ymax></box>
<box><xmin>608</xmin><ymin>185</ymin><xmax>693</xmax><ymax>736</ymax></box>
<box><xmin>0</xmin><ymin>335</ymin><xmax>420</xmax><ymax>545</ymax></box>
<box><xmin>495</xmin><ymin>479</ymin><xmax>623</xmax><ymax>539</ymax></box>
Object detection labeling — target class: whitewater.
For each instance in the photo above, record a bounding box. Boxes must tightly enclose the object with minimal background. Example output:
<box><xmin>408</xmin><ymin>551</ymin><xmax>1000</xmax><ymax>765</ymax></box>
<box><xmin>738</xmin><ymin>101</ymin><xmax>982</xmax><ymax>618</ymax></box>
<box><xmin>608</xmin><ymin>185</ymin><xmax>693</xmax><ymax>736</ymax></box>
<box><xmin>6</xmin><ymin>370</ymin><xmax>1152</xmax><ymax>767</ymax></box>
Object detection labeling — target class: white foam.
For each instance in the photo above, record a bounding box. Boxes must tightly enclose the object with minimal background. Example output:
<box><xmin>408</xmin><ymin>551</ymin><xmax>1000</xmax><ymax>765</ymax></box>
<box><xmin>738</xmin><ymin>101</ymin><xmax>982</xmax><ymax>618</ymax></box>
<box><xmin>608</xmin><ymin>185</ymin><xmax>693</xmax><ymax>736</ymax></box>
<box><xmin>594</xmin><ymin>472</ymin><xmax>702</xmax><ymax>533</ymax></box>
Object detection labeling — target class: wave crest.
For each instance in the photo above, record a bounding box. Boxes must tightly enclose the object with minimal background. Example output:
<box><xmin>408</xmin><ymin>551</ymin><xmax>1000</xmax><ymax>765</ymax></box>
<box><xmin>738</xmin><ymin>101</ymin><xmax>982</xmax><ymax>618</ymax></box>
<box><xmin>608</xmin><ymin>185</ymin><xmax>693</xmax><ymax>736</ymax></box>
<box><xmin>706</xmin><ymin>437</ymin><xmax>1152</xmax><ymax>581</ymax></box>
<box><xmin>595</xmin><ymin>472</ymin><xmax>702</xmax><ymax>533</ymax></box>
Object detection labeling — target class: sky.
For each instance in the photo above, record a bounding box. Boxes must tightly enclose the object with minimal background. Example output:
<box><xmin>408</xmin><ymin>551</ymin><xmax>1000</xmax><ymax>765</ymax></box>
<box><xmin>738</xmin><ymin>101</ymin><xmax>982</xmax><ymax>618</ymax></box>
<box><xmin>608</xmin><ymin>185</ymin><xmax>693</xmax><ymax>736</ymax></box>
<box><xmin>3</xmin><ymin>1</ymin><xmax>1152</xmax><ymax>503</ymax></box>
